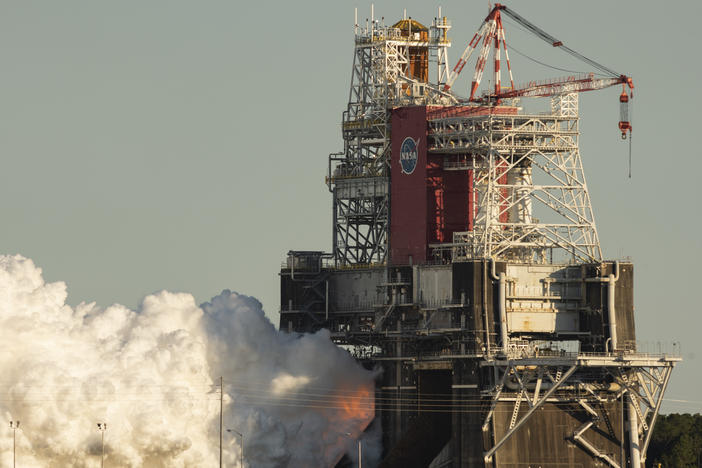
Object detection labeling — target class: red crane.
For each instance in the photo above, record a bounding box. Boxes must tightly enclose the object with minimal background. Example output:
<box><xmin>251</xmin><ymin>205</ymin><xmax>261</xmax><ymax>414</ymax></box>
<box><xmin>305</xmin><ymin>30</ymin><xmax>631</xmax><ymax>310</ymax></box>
<box><xmin>444</xmin><ymin>4</ymin><xmax>633</xmax><ymax>139</ymax></box>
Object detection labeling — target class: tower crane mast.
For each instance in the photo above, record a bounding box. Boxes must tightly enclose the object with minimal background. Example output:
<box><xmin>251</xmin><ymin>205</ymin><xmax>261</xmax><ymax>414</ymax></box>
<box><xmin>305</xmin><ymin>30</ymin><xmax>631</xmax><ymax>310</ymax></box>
<box><xmin>445</xmin><ymin>3</ymin><xmax>634</xmax><ymax>139</ymax></box>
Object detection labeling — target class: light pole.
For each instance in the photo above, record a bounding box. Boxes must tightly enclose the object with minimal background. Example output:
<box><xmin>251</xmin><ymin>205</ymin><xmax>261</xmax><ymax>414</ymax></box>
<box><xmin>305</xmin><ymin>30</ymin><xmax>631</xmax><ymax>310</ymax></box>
<box><xmin>9</xmin><ymin>421</ymin><xmax>19</xmax><ymax>468</ymax></box>
<box><xmin>357</xmin><ymin>439</ymin><xmax>362</xmax><ymax>468</ymax></box>
<box><xmin>344</xmin><ymin>432</ymin><xmax>362</xmax><ymax>468</ymax></box>
<box><xmin>226</xmin><ymin>429</ymin><xmax>244</xmax><ymax>468</ymax></box>
<box><xmin>97</xmin><ymin>422</ymin><xmax>107</xmax><ymax>468</ymax></box>
<box><xmin>220</xmin><ymin>377</ymin><xmax>223</xmax><ymax>468</ymax></box>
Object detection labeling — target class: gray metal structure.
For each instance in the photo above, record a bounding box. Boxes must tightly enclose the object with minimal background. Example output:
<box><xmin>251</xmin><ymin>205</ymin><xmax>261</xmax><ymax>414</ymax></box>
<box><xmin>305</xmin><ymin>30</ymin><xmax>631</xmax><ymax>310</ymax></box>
<box><xmin>281</xmin><ymin>7</ymin><xmax>678</xmax><ymax>468</ymax></box>
<box><xmin>329</xmin><ymin>10</ymin><xmax>454</xmax><ymax>266</ymax></box>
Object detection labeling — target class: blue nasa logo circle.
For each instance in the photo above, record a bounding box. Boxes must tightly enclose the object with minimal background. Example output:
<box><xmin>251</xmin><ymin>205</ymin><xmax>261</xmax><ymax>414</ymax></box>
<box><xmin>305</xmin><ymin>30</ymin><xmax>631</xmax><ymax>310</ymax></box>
<box><xmin>400</xmin><ymin>137</ymin><xmax>418</xmax><ymax>174</ymax></box>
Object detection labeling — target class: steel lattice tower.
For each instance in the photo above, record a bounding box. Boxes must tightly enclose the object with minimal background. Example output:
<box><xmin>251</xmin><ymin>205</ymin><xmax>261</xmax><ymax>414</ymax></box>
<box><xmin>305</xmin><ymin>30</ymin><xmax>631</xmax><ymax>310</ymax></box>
<box><xmin>328</xmin><ymin>13</ymin><xmax>454</xmax><ymax>266</ymax></box>
<box><xmin>433</xmin><ymin>93</ymin><xmax>602</xmax><ymax>264</ymax></box>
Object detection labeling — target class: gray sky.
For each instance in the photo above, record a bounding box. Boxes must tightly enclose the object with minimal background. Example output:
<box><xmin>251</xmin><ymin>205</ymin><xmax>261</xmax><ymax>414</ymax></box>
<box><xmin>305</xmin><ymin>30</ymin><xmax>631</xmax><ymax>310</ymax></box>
<box><xmin>1</xmin><ymin>1</ymin><xmax>700</xmax><ymax>413</ymax></box>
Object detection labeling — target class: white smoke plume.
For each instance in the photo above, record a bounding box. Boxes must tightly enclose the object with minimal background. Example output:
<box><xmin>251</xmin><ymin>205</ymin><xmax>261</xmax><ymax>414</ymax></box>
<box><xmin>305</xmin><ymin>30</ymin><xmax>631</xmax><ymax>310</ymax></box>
<box><xmin>0</xmin><ymin>254</ymin><xmax>377</xmax><ymax>467</ymax></box>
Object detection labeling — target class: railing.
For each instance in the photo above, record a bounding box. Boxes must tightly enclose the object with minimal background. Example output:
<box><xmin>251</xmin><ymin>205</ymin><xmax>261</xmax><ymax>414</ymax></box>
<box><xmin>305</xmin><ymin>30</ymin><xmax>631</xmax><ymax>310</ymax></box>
<box><xmin>355</xmin><ymin>27</ymin><xmax>404</xmax><ymax>43</ymax></box>
<box><xmin>280</xmin><ymin>251</ymin><xmax>335</xmax><ymax>271</ymax></box>
<box><xmin>333</xmin><ymin>262</ymin><xmax>386</xmax><ymax>271</ymax></box>
<box><xmin>332</xmin><ymin>302</ymin><xmax>379</xmax><ymax>313</ymax></box>
<box><xmin>488</xmin><ymin>340</ymin><xmax>683</xmax><ymax>360</ymax></box>
<box><xmin>624</xmin><ymin>340</ymin><xmax>683</xmax><ymax>357</ymax></box>
<box><xmin>417</xmin><ymin>298</ymin><xmax>464</xmax><ymax>309</ymax></box>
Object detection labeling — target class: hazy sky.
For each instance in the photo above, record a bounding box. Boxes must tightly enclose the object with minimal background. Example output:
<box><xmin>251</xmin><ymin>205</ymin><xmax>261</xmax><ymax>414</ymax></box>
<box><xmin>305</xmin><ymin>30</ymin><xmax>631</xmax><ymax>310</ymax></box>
<box><xmin>1</xmin><ymin>1</ymin><xmax>700</xmax><ymax>413</ymax></box>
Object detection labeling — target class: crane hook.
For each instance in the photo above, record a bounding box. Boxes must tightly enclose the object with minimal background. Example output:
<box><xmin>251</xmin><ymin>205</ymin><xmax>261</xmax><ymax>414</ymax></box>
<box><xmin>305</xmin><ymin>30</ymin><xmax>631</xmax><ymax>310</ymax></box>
<box><xmin>618</xmin><ymin>86</ymin><xmax>632</xmax><ymax>139</ymax></box>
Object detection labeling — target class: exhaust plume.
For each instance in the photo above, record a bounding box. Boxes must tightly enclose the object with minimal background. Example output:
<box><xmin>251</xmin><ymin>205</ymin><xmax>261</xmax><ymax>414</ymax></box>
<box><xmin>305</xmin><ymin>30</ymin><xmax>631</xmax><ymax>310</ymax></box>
<box><xmin>0</xmin><ymin>254</ymin><xmax>377</xmax><ymax>467</ymax></box>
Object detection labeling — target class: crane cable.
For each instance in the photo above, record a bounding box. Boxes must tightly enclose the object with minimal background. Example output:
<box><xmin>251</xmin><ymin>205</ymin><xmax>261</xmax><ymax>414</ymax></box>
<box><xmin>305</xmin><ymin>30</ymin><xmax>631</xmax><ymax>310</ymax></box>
<box><xmin>500</xmin><ymin>16</ymin><xmax>607</xmax><ymax>77</ymax></box>
<box><xmin>500</xmin><ymin>5</ymin><xmax>621</xmax><ymax>78</ymax></box>
<box><xmin>503</xmin><ymin>39</ymin><xmax>593</xmax><ymax>76</ymax></box>
<box><xmin>501</xmin><ymin>8</ymin><xmax>634</xmax><ymax>177</ymax></box>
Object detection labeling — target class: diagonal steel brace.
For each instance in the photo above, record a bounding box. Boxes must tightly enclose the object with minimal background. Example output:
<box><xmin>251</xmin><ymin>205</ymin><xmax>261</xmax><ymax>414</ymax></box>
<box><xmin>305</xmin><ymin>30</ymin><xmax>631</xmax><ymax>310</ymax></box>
<box><xmin>484</xmin><ymin>365</ymin><xmax>577</xmax><ymax>463</ymax></box>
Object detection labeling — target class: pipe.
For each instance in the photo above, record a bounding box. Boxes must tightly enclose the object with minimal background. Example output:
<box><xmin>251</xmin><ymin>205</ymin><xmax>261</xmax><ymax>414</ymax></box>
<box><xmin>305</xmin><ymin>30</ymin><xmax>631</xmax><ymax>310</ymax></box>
<box><xmin>483</xmin><ymin>262</ymin><xmax>491</xmax><ymax>354</ymax></box>
<box><xmin>504</xmin><ymin>375</ymin><xmax>555</xmax><ymax>391</ymax></box>
<box><xmin>585</xmin><ymin>261</ymin><xmax>620</xmax><ymax>351</ymax></box>
<box><xmin>490</xmin><ymin>260</ymin><xmax>508</xmax><ymax>354</ymax></box>
<box><xmin>628</xmin><ymin>396</ymin><xmax>641</xmax><ymax>468</ymax></box>
<box><xmin>503</xmin><ymin>375</ymin><xmax>618</xmax><ymax>394</ymax></box>
<box><xmin>608</xmin><ymin>261</ymin><xmax>619</xmax><ymax>350</ymax></box>
<box><xmin>498</xmin><ymin>272</ymin><xmax>507</xmax><ymax>354</ymax></box>
<box><xmin>502</xmin><ymin>374</ymin><xmax>592</xmax><ymax>393</ymax></box>
<box><xmin>608</xmin><ymin>274</ymin><xmax>618</xmax><ymax>351</ymax></box>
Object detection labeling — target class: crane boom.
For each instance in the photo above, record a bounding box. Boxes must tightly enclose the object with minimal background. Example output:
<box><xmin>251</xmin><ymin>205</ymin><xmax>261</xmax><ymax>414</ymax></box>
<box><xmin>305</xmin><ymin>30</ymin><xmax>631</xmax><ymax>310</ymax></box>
<box><xmin>442</xmin><ymin>17</ymin><xmax>493</xmax><ymax>92</ymax></box>
<box><xmin>444</xmin><ymin>3</ymin><xmax>635</xmax><ymax>138</ymax></box>
<box><xmin>487</xmin><ymin>73</ymin><xmax>630</xmax><ymax>100</ymax></box>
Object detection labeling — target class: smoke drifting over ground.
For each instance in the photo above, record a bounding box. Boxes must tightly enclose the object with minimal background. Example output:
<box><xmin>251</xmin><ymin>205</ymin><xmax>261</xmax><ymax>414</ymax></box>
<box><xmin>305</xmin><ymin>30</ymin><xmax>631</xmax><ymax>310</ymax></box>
<box><xmin>0</xmin><ymin>255</ymin><xmax>377</xmax><ymax>467</ymax></box>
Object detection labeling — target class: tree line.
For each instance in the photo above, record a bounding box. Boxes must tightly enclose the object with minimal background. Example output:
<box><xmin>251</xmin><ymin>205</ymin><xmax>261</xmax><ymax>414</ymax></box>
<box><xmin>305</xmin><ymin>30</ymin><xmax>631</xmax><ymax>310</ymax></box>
<box><xmin>647</xmin><ymin>413</ymin><xmax>702</xmax><ymax>467</ymax></box>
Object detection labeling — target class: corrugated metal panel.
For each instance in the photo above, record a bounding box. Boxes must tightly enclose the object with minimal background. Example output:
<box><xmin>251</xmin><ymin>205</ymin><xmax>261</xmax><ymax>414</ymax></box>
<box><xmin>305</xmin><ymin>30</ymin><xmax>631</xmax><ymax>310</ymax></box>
<box><xmin>413</xmin><ymin>265</ymin><xmax>452</xmax><ymax>307</ymax></box>
<box><xmin>328</xmin><ymin>269</ymin><xmax>385</xmax><ymax>311</ymax></box>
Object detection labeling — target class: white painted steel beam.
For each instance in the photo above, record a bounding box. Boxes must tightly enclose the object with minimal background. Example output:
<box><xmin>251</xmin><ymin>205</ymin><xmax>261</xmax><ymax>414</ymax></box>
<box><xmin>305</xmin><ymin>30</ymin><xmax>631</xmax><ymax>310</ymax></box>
<box><xmin>483</xmin><ymin>365</ymin><xmax>577</xmax><ymax>463</ymax></box>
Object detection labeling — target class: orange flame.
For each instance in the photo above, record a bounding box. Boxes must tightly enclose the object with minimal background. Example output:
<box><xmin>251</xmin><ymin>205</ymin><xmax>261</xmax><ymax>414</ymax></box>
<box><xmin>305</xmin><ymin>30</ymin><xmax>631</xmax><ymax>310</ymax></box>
<box><xmin>324</xmin><ymin>384</ymin><xmax>376</xmax><ymax>467</ymax></box>
<box><xmin>337</xmin><ymin>384</ymin><xmax>374</xmax><ymax>423</ymax></box>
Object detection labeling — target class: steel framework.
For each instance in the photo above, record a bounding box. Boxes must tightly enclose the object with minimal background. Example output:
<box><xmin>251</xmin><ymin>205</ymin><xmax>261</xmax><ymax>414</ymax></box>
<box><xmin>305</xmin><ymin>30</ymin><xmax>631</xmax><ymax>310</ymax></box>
<box><xmin>481</xmin><ymin>353</ymin><xmax>678</xmax><ymax>468</ymax></box>
<box><xmin>430</xmin><ymin>94</ymin><xmax>602</xmax><ymax>263</ymax></box>
<box><xmin>328</xmin><ymin>12</ymin><xmax>456</xmax><ymax>266</ymax></box>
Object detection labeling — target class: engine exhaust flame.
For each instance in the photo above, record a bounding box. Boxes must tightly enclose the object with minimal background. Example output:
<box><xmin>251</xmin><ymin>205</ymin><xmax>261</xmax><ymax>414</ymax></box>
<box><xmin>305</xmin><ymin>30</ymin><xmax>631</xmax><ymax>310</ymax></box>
<box><xmin>339</xmin><ymin>385</ymin><xmax>375</xmax><ymax>423</ymax></box>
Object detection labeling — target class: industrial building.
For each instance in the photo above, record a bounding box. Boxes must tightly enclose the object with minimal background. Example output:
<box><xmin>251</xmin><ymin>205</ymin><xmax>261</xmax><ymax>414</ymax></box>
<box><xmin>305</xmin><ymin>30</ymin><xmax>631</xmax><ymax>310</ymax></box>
<box><xmin>280</xmin><ymin>5</ymin><xmax>679</xmax><ymax>467</ymax></box>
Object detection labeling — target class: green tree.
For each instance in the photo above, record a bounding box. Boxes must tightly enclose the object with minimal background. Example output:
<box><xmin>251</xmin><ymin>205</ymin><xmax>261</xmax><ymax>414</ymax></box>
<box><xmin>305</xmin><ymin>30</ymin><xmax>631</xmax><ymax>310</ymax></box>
<box><xmin>647</xmin><ymin>413</ymin><xmax>702</xmax><ymax>468</ymax></box>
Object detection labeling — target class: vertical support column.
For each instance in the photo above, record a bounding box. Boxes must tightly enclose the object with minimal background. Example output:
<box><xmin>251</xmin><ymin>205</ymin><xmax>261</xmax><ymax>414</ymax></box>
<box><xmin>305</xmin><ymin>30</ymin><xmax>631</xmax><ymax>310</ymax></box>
<box><xmin>490</xmin><ymin>260</ymin><xmax>508</xmax><ymax>354</ymax></box>
<box><xmin>467</xmin><ymin>168</ymin><xmax>475</xmax><ymax>231</ymax></box>
<box><xmin>395</xmin><ymin>320</ymin><xmax>402</xmax><ymax>440</ymax></box>
<box><xmin>608</xmin><ymin>273</ymin><xmax>618</xmax><ymax>351</ymax></box>
<box><xmin>498</xmin><ymin>272</ymin><xmax>508</xmax><ymax>354</ymax></box>
<box><xmin>628</xmin><ymin>395</ymin><xmax>641</xmax><ymax>468</ymax></box>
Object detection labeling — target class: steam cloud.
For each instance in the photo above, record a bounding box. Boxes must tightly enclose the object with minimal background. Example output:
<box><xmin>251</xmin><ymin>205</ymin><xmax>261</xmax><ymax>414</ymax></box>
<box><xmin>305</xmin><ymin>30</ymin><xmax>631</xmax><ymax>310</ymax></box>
<box><xmin>0</xmin><ymin>254</ymin><xmax>378</xmax><ymax>467</ymax></box>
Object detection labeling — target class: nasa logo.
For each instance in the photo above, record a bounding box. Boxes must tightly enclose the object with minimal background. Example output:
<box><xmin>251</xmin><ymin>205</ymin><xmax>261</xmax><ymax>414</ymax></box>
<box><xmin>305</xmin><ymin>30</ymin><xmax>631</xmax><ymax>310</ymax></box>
<box><xmin>400</xmin><ymin>137</ymin><xmax>418</xmax><ymax>174</ymax></box>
